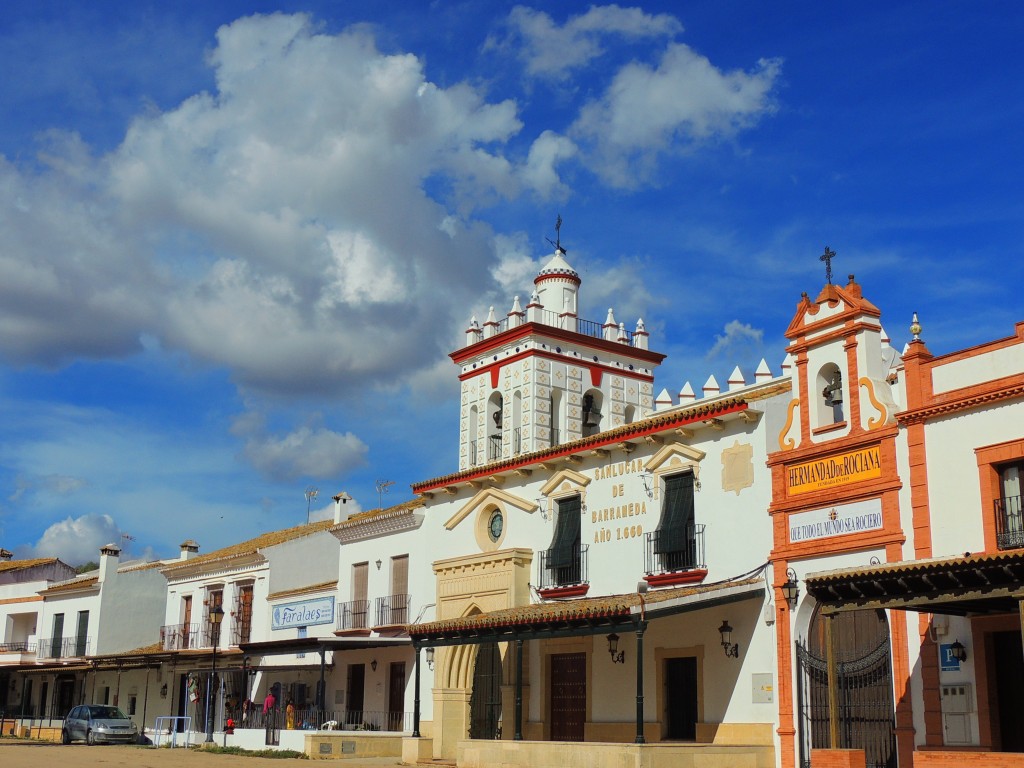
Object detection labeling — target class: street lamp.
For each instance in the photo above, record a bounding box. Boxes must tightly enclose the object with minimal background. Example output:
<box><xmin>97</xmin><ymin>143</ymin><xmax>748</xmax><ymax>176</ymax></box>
<box><xmin>205</xmin><ymin>605</ymin><xmax>225</xmax><ymax>743</ymax></box>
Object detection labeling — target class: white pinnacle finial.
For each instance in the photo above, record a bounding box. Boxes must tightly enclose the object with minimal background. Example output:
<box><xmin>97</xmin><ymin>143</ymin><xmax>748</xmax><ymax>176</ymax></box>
<box><xmin>910</xmin><ymin>312</ymin><xmax>922</xmax><ymax>341</ymax></box>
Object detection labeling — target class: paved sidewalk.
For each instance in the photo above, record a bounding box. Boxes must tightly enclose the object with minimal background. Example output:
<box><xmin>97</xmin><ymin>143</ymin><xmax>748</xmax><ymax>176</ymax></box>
<box><xmin>0</xmin><ymin>740</ymin><xmax>407</xmax><ymax>768</ymax></box>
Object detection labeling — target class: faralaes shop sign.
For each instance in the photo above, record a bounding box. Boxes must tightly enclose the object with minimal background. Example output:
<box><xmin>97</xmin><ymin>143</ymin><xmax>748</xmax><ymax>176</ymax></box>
<box><xmin>272</xmin><ymin>596</ymin><xmax>334</xmax><ymax>630</ymax></box>
<box><xmin>787</xmin><ymin>445</ymin><xmax>882</xmax><ymax>496</ymax></box>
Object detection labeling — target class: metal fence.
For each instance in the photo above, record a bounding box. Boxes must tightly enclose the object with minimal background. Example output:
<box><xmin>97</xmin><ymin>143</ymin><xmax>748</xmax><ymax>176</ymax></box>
<box><xmin>160</xmin><ymin>623</ymin><xmax>199</xmax><ymax>651</ymax></box>
<box><xmin>238</xmin><ymin>707</ymin><xmax>414</xmax><ymax>733</ymax></box>
<box><xmin>995</xmin><ymin>494</ymin><xmax>1024</xmax><ymax>550</ymax></box>
<box><xmin>644</xmin><ymin>525</ymin><xmax>706</xmax><ymax>574</ymax></box>
<box><xmin>336</xmin><ymin>599</ymin><xmax>369</xmax><ymax>631</ymax></box>
<box><xmin>375</xmin><ymin>593</ymin><xmax>410</xmax><ymax>626</ymax></box>
<box><xmin>35</xmin><ymin>635</ymin><xmax>90</xmax><ymax>659</ymax></box>
<box><xmin>537</xmin><ymin>544</ymin><xmax>588</xmax><ymax>590</ymax></box>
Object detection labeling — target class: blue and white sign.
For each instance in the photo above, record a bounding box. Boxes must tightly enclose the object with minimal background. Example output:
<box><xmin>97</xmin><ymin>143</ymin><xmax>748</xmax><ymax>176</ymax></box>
<box><xmin>939</xmin><ymin>643</ymin><xmax>961</xmax><ymax>672</ymax></box>
<box><xmin>272</xmin><ymin>596</ymin><xmax>334</xmax><ymax>630</ymax></box>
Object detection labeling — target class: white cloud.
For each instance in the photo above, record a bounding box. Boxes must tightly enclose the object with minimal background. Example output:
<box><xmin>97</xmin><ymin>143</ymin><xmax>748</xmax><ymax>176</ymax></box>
<box><xmin>234</xmin><ymin>414</ymin><xmax>368</xmax><ymax>482</ymax></box>
<box><xmin>0</xmin><ymin>13</ymin><xmax>525</xmax><ymax>397</ymax></box>
<box><xmin>572</xmin><ymin>45</ymin><xmax>781</xmax><ymax>187</ymax></box>
<box><xmin>491</xmin><ymin>5</ymin><xmax>682</xmax><ymax>81</ymax></box>
<box><xmin>706</xmin><ymin>320</ymin><xmax>765</xmax><ymax>362</ymax></box>
<box><xmin>8</xmin><ymin>473</ymin><xmax>88</xmax><ymax>503</ymax></box>
<box><xmin>27</xmin><ymin>513</ymin><xmax>120</xmax><ymax>566</ymax></box>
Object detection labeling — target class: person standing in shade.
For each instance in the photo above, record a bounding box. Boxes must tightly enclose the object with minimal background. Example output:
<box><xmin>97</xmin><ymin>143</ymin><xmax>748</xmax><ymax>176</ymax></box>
<box><xmin>286</xmin><ymin>698</ymin><xmax>296</xmax><ymax>729</ymax></box>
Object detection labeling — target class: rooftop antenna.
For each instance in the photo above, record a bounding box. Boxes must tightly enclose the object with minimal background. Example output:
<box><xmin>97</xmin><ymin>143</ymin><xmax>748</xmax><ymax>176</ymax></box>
<box><xmin>545</xmin><ymin>214</ymin><xmax>567</xmax><ymax>255</ymax></box>
<box><xmin>304</xmin><ymin>486</ymin><xmax>319</xmax><ymax>524</ymax></box>
<box><xmin>375</xmin><ymin>479</ymin><xmax>395</xmax><ymax>510</ymax></box>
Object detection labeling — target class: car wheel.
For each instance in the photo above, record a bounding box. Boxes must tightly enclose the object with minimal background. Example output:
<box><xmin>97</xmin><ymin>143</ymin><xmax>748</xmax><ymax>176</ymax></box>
<box><xmin>61</xmin><ymin>728</ymin><xmax>71</xmax><ymax>745</ymax></box>
<box><xmin>86</xmin><ymin>729</ymin><xmax>96</xmax><ymax>746</ymax></box>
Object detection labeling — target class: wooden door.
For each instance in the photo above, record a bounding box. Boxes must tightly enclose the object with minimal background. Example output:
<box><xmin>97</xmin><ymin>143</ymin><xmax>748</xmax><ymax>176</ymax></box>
<box><xmin>993</xmin><ymin>631</ymin><xmax>1024</xmax><ymax>751</ymax></box>
<box><xmin>665</xmin><ymin>656</ymin><xmax>698</xmax><ymax>739</ymax></box>
<box><xmin>388</xmin><ymin>662</ymin><xmax>406</xmax><ymax>731</ymax></box>
<box><xmin>550</xmin><ymin>652</ymin><xmax>585</xmax><ymax>741</ymax></box>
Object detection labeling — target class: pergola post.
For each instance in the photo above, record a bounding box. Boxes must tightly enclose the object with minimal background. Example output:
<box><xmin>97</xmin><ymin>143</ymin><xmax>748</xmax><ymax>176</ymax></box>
<box><xmin>412</xmin><ymin>645</ymin><xmax>422</xmax><ymax>738</ymax></box>
<box><xmin>514</xmin><ymin>638</ymin><xmax>523</xmax><ymax>740</ymax></box>
<box><xmin>826</xmin><ymin>613</ymin><xmax>840</xmax><ymax>748</ymax></box>
<box><xmin>634</xmin><ymin>620</ymin><xmax>646</xmax><ymax>744</ymax></box>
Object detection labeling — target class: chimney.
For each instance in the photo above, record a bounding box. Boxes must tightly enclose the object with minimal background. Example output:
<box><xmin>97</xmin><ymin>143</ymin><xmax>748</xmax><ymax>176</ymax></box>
<box><xmin>0</xmin><ymin>548</ymin><xmax>13</xmax><ymax>561</ymax></box>
<box><xmin>179</xmin><ymin>540</ymin><xmax>200</xmax><ymax>561</ymax></box>
<box><xmin>333</xmin><ymin>492</ymin><xmax>352</xmax><ymax>524</ymax></box>
<box><xmin>98</xmin><ymin>543</ymin><xmax>121</xmax><ymax>582</ymax></box>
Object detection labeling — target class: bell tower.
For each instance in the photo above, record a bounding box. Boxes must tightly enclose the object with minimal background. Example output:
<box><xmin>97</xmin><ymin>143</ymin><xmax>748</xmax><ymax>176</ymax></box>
<box><xmin>451</xmin><ymin>239</ymin><xmax>666</xmax><ymax>471</ymax></box>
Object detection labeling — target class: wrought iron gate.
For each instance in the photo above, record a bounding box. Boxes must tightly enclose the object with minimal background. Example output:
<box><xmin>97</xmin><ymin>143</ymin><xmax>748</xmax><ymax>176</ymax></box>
<box><xmin>796</xmin><ymin>637</ymin><xmax>896</xmax><ymax>768</ymax></box>
<box><xmin>469</xmin><ymin>642</ymin><xmax>502</xmax><ymax>739</ymax></box>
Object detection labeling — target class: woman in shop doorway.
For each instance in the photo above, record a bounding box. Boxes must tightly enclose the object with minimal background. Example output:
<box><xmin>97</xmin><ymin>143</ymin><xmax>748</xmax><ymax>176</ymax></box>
<box><xmin>285</xmin><ymin>697</ymin><xmax>296</xmax><ymax>730</ymax></box>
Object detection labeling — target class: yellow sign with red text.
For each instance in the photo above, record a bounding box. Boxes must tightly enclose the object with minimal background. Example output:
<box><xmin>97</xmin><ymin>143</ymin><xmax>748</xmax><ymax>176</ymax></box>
<box><xmin>787</xmin><ymin>445</ymin><xmax>882</xmax><ymax>496</ymax></box>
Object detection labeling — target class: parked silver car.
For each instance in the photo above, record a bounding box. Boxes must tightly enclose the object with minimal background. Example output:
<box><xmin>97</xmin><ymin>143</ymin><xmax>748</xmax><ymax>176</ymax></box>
<box><xmin>61</xmin><ymin>704</ymin><xmax>138</xmax><ymax>745</ymax></box>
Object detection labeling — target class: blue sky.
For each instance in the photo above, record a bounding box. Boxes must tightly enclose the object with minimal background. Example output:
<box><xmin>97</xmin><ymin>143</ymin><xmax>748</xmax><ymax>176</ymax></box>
<box><xmin>1</xmin><ymin>2</ymin><xmax>1021</xmax><ymax>565</ymax></box>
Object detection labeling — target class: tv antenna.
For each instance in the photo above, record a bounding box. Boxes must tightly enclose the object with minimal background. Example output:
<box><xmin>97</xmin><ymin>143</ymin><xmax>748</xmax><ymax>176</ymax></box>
<box><xmin>375</xmin><ymin>479</ymin><xmax>395</xmax><ymax>510</ymax></box>
<box><xmin>304</xmin><ymin>486</ymin><xmax>319</xmax><ymax>524</ymax></box>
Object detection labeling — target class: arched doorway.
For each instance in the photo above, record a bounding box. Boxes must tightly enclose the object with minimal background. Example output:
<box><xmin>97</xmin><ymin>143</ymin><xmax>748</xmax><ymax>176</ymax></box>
<box><xmin>468</xmin><ymin>642</ymin><xmax>502</xmax><ymax>739</ymax></box>
<box><xmin>796</xmin><ymin>607</ymin><xmax>896</xmax><ymax>768</ymax></box>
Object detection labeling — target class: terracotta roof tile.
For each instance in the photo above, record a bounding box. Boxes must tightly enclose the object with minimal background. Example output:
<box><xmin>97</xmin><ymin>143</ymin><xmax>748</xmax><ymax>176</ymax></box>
<box><xmin>332</xmin><ymin>498</ymin><xmax>425</xmax><ymax>530</ymax></box>
<box><xmin>162</xmin><ymin>520</ymin><xmax>334</xmax><ymax>573</ymax></box>
<box><xmin>41</xmin><ymin>576</ymin><xmax>99</xmax><ymax>594</ymax></box>
<box><xmin>806</xmin><ymin>549</ymin><xmax>1024</xmax><ymax>585</ymax></box>
<box><xmin>412</xmin><ymin>383</ymin><xmax>790</xmax><ymax>493</ymax></box>
<box><xmin>0</xmin><ymin>557</ymin><xmax>61</xmax><ymax>574</ymax></box>
<box><xmin>411</xmin><ymin>578</ymin><xmax>761</xmax><ymax>636</ymax></box>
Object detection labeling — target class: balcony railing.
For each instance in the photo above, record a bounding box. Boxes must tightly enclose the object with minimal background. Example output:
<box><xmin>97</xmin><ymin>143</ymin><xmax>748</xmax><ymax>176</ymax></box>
<box><xmin>231</xmin><ymin>618</ymin><xmax>253</xmax><ymax>646</ymax></box>
<box><xmin>337</xmin><ymin>599</ymin><xmax>369</xmax><ymax>631</ymax></box>
<box><xmin>160</xmin><ymin>623</ymin><xmax>199</xmax><ymax>651</ymax></box>
<box><xmin>36</xmin><ymin>636</ymin><xmax>90</xmax><ymax>659</ymax></box>
<box><xmin>0</xmin><ymin>641</ymin><xmax>35</xmax><ymax>653</ymax></box>
<box><xmin>537</xmin><ymin>544</ymin><xmax>589</xmax><ymax>590</ymax></box>
<box><xmin>644</xmin><ymin>525</ymin><xmax>706</xmax><ymax>574</ymax></box>
<box><xmin>995</xmin><ymin>495</ymin><xmax>1024</xmax><ymax>551</ymax></box>
<box><xmin>488</xmin><ymin>435</ymin><xmax>501</xmax><ymax>461</ymax></box>
<box><xmin>375</xmin><ymin>594</ymin><xmax>410</xmax><ymax>626</ymax></box>
<box><xmin>513</xmin><ymin>427</ymin><xmax>522</xmax><ymax>455</ymax></box>
<box><xmin>550</xmin><ymin>428</ymin><xmax>560</xmax><ymax>447</ymax></box>
<box><xmin>470</xmin><ymin>309</ymin><xmax>636</xmax><ymax>347</ymax></box>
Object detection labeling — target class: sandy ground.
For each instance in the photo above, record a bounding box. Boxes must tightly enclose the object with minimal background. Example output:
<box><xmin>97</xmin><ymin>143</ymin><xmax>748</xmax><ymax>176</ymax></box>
<box><xmin>0</xmin><ymin>740</ymin><xmax>408</xmax><ymax>768</ymax></box>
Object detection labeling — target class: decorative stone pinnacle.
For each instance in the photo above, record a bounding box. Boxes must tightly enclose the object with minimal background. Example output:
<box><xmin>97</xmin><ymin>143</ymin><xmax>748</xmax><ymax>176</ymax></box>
<box><xmin>910</xmin><ymin>312</ymin><xmax>922</xmax><ymax>341</ymax></box>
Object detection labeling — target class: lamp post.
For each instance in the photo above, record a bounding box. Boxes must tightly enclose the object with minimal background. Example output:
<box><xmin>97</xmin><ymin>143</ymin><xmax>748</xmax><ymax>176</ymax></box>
<box><xmin>205</xmin><ymin>606</ymin><xmax>225</xmax><ymax>743</ymax></box>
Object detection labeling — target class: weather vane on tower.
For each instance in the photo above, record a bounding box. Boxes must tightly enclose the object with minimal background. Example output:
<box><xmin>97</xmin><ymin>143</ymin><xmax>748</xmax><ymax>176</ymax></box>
<box><xmin>546</xmin><ymin>214</ymin><xmax>567</xmax><ymax>255</ymax></box>
<box><xmin>820</xmin><ymin>246</ymin><xmax>836</xmax><ymax>285</ymax></box>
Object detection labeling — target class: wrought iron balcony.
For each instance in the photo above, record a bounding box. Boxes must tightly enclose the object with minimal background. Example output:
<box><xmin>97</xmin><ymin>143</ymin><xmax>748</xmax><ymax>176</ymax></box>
<box><xmin>513</xmin><ymin>427</ymin><xmax>522</xmax><ymax>455</ymax></box>
<box><xmin>230</xmin><ymin>618</ymin><xmax>253</xmax><ymax>646</ymax></box>
<box><xmin>538</xmin><ymin>544</ymin><xmax>589</xmax><ymax>590</ymax></box>
<box><xmin>375</xmin><ymin>594</ymin><xmax>410</xmax><ymax>627</ymax></box>
<box><xmin>0</xmin><ymin>641</ymin><xmax>34</xmax><ymax>653</ymax></box>
<box><xmin>36</xmin><ymin>636</ymin><xmax>90</xmax><ymax>659</ymax></box>
<box><xmin>995</xmin><ymin>495</ymin><xmax>1024</xmax><ymax>550</ymax></box>
<box><xmin>337</xmin><ymin>599</ymin><xmax>370</xmax><ymax>631</ymax></box>
<box><xmin>468</xmin><ymin>309</ymin><xmax>636</xmax><ymax>347</ymax></box>
<box><xmin>644</xmin><ymin>525</ymin><xmax>706</xmax><ymax>575</ymax></box>
<box><xmin>160</xmin><ymin>622</ymin><xmax>199</xmax><ymax>651</ymax></box>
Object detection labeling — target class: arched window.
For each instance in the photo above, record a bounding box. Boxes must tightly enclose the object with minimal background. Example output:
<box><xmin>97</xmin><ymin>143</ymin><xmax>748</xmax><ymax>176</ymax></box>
<box><xmin>487</xmin><ymin>393</ymin><xmax>503</xmax><ymax>461</ymax></box>
<box><xmin>816</xmin><ymin>363</ymin><xmax>844</xmax><ymax>425</ymax></box>
<box><xmin>550</xmin><ymin>390</ymin><xmax>563</xmax><ymax>446</ymax></box>
<box><xmin>468</xmin><ymin>405</ymin><xmax>479</xmax><ymax>465</ymax></box>
<box><xmin>624</xmin><ymin>404</ymin><xmax>636</xmax><ymax>425</ymax></box>
<box><xmin>582</xmin><ymin>390</ymin><xmax>603</xmax><ymax>438</ymax></box>
<box><xmin>512</xmin><ymin>391</ymin><xmax>523</xmax><ymax>455</ymax></box>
